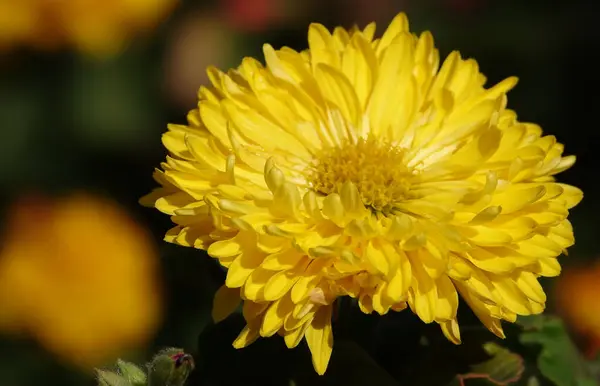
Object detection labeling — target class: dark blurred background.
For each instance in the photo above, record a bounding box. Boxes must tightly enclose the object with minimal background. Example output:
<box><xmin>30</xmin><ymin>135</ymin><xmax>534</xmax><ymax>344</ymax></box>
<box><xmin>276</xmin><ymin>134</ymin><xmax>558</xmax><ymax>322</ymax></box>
<box><xmin>0</xmin><ymin>0</ymin><xmax>599</xmax><ymax>385</ymax></box>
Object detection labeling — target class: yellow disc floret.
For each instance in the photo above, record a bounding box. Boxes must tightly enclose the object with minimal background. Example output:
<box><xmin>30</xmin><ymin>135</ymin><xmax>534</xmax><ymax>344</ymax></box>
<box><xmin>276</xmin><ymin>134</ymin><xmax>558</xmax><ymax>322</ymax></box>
<box><xmin>309</xmin><ymin>136</ymin><xmax>412</xmax><ymax>213</ymax></box>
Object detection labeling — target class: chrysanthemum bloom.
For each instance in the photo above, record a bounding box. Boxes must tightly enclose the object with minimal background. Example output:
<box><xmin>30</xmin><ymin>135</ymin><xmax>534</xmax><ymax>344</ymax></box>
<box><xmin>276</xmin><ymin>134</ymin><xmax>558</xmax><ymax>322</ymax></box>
<box><xmin>141</xmin><ymin>13</ymin><xmax>582</xmax><ymax>374</ymax></box>
<box><xmin>0</xmin><ymin>0</ymin><xmax>178</xmax><ymax>57</ymax></box>
<box><xmin>0</xmin><ymin>195</ymin><xmax>162</xmax><ymax>368</ymax></box>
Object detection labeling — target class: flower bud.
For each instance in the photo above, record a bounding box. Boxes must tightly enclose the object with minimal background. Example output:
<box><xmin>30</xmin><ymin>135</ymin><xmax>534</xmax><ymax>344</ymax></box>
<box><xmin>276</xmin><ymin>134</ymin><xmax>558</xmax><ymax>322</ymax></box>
<box><xmin>147</xmin><ymin>348</ymin><xmax>194</xmax><ymax>386</ymax></box>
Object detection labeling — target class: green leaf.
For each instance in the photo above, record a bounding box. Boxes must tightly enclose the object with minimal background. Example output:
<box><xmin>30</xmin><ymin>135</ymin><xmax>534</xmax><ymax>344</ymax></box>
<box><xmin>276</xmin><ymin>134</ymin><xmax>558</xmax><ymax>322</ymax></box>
<box><xmin>518</xmin><ymin>315</ymin><xmax>598</xmax><ymax>386</ymax></box>
<box><xmin>452</xmin><ymin>343</ymin><xmax>524</xmax><ymax>386</ymax></box>
<box><xmin>117</xmin><ymin>359</ymin><xmax>147</xmax><ymax>386</ymax></box>
<box><xmin>96</xmin><ymin>370</ymin><xmax>132</xmax><ymax>386</ymax></box>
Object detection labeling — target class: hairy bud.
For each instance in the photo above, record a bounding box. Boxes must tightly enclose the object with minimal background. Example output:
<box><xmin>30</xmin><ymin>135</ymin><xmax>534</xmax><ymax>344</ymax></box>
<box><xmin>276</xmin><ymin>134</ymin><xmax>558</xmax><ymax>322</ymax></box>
<box><xmin>147</xmin><ymin>348</ymin><xmax>194</xmax><ymax>386</ymax></box>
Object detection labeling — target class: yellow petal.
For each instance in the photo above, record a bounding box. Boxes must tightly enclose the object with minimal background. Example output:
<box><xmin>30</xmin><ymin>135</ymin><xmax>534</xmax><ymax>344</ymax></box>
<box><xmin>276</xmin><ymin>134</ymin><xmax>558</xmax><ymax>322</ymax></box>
<box><xmin>242</xmin><ymin>301</ymin><xmax>268</xmax><ymax>322</ymax></box>
<box><xmin>514</xmin><ymin>271</ymin><xmax>546</xmax><ymax>304</ymax></box>
<box><xmin>440</xmin><ymin>319</ymin><xmax>461</xmax><ymax>344</ymax></box>
<box><xmin>456</xmin><ymin>283</ymin><xmax>506</xmax><ymax>339</ymax></box>
<box><xmin>260</xmin><ymin>295</ymin><xmax>294</xmax><ymax>337</ymax></box>
<box><xmin>322</xmin><ymin>194</ymin><xmax>345</xmax><ymax>225</ymax></box>
<box><xmin>372</xmin><ymin>282</ymin><xmax>391</xmax><ymax>315</ymax></box>
<box><xmin>491</xmin><ymin>185</ymin><xmax>545</xmax><ymax>214</ymax></box>
<box><xmin>263</xmin><ymin>259</ymin><xmax>311</xmax><ymax>301</ymax></box>
<box><xmin>535</xmin><ymin>257</ymin><xmax>562</xmax><ymax>277</ymax></box>
<box><xmin>314</xmin><ymin>63</ymin><xmax>361</xmax><ymax>128</ymax></box>
<box><xmin>284</xmin><ymin>322</ymin><xmax>311</xmax><ymax>348</ymax></box>
<box><xmin>211</xmin><ymin>285</ymin><xmax>241</xmax><ymax>323</ymax></box>
<box><xmin>263</xmin><ymin>271</ymin><xmax>300</xmax><ymax>301</ymax></box>
<box><xmin>418</xmin><ymin>246</ymin><xmax>447</xmax><ymax>279</ymax></box>
<box><xmin>225</xmin><ymin>250</ymin><xmax>265</xmax><ymax>288</ymax></box>
<box><xmin>557</xmin><ymin>183</ymin><xmax>583</xmax><ymax>209</ymax></box>
<box><xmin>339</xmin><ymin>181</ymin><xmax>366</xmax><ymax>216</ymax></box>
<box><xmin>408</xmin><ymin>260</ymin><xmax>436</xmax><ymax>323</ymax></box>
<box><xmin>365</xmin><ymin>240</ymin><xmax>390</xmax><ymax>276</ymax></box>
<box><xmin>458</xmin><ymin>225</ymin><xmax>512</xmax><ymax>247</ymax></box>
<box><xmin>261</xmin><ymin>249</ymin><xmax>304</xmax><ymax>270</ymax></box>
<box><xmin>233</xmin><ymin>324</ymin><xmax>260</xmax><ymax>349</ymax></box>
<box><xmin>270</xmin><ymin>182</ymin><xmax>302</xmax><ymax>220</ymax></box>
<box><xmin>435</xmin><ymin>275</ymin><xmax>459</xmax><ymax>321</ymax></box>
<box><xmin>490</xmin><ymin>277</ymin><xmax>532</xmax><ymax>315</ymax></box>
<box><xmin>154</xmin><ymin>192</ymin><xmax>194</xmax><ymax>215</ymax></box>
<box><xmin>376</xmin><ymin>12</ymin><xmax>409</xmax><ymax>56</ymax></box>
<box><xmin>341</xmin><ymin>33</ymin><xmax>377</xmax><ymax>108</ymax></box>
<box><xmin>208</xmin><ymin>231</ymin><xmax>246</xmax><ymax>258</ymax></box>
<box><xmin>242</xmin><ymin>267</ymin><xmax>275</xmax><ymax>301</ymax></box>
<box><xmin>305</xmin><ymin>306</ymin><xmax>334</xmax><ymax>375</ymax></box>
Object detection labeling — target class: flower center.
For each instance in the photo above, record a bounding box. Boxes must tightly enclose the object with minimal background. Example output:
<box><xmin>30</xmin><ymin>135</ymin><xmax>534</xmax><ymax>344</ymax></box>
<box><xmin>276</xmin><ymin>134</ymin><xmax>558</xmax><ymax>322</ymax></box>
<box><xmin>308</xmin><ymin>136</ymin><xmax>412</xmax><ymax>213</ymax></box>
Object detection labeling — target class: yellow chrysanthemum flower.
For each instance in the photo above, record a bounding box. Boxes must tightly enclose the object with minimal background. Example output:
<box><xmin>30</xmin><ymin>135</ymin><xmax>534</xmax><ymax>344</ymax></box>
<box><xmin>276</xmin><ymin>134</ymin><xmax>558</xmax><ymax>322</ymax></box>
<box><xmin>141</xmin><ymin>13</ymin><xmax>582</xmax><ymax>375</ymax></box>
<box><xmin>0</xmin><ymin>0</ymin><xmax>177</xmax><ymax>56</ymax></box>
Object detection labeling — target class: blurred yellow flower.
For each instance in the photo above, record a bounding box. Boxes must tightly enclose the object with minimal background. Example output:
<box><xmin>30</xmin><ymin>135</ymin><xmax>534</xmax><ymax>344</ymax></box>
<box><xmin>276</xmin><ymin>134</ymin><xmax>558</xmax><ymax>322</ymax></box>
<box><xmin>0</xmin><ymin>194</ymin><xmax>162</xmax><ymax>368</ymax></box>
<box><xmin>142</xmin><ymin>13</ymin><xmax>582</xmax><ymax>374</ymax></box>
<box><xmin>0</xmin><ymin>0</ymin><xmax>178</xmax><ymax>56</ymax></box>
<box><xmin>554</xmin><ymin>263</ymin><xmax>600</xmax><ymax>359</ymax></box>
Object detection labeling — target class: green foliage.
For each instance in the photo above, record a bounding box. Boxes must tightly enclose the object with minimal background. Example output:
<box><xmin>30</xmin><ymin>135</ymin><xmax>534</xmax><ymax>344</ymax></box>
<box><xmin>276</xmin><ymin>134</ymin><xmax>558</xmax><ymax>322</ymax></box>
<box><xmin>97</xmin><ymin>370</ymin><xmax>132</xmax><ymax>386</ymax></box>
<box><xmin>452</xmin><ymin>343</ymin><xmax>524</xmax><ymax>386</ymax></box>
<box><xmin>519</xmin><ymin>315</ymin><xmax>598</xmax><ymax>386</ymax></box>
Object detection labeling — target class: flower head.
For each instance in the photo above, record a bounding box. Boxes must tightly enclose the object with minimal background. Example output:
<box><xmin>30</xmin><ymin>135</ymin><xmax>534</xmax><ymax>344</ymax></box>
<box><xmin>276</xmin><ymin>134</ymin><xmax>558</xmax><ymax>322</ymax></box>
<box><xmin>0</xmin><ymin>194</ymin><xmax>162</xmax><ymax>368</ymax></box>
<box><xmin>0</xmin><ymin>0</ymin><xmax>178</xmax><ymax>57</ymax></box>
<box><xmin>142</xmin><ymin>13</ymin><xmax>582</xmax><ymax>374</ymax></box>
